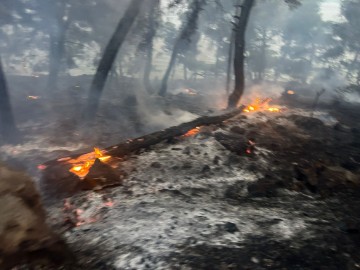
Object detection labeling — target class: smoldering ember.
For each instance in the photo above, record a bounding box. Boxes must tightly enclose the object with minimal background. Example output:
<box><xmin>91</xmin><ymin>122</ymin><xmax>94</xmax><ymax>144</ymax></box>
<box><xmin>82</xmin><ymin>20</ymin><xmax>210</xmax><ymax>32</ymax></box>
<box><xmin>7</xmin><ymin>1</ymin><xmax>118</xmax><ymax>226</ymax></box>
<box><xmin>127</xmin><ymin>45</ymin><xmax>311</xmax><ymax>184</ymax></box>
<box><xmin>1</xmin><ymin>1</ymin><xmax>360</xmax><ymax>270</ymax></box>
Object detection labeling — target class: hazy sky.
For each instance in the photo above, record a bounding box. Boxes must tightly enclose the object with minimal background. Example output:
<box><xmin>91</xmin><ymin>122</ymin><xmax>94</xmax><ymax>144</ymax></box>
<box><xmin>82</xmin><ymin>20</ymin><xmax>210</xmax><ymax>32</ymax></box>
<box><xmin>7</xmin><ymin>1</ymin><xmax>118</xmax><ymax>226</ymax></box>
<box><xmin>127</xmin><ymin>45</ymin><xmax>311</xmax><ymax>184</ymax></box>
<box><xmin>320</xmin><ymin>0</ymin><xmax>342</xmax><ymax>22</ymax></box>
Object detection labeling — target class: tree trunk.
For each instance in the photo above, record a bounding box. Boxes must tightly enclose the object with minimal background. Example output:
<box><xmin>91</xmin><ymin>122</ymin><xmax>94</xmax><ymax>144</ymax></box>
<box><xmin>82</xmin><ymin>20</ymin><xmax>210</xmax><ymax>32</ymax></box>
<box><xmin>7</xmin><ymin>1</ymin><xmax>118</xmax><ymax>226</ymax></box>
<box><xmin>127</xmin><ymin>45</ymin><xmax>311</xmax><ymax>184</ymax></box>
<box><xmin>0</xmin><ymin>58</ymin><xmax>20</xmax><ymax>144</ymax></box>
<box><xmin>84</xmin><ymin>0</ymin><xmax>144</xmax><ymax>122</ymax></box>
<box><xmin>158</xmin><ymin>0</ymin><xmax>205</xmax><ymax>96</ymax></box>
<box><xmin>227</xmin><ymin>0</ymin><xmax>255</xmax><ymax>108</ymax></box>
<box><xmin>159</xmin><ymin>47</ymin><xmax>179</xmax><ymax>96</ymax></box>
<box><xmin>183</xmin><ymin>63</ymin><xmax>188</xmax><ymax>80</ymax></box>
<box><xmin>143</xmin><ymin>0</ymin><xmax>159</xmax><ymax>93</ymax></box>
<box><xmin>46</xmin><ymin>2</ymin><xmax>70</xmax><ymax>92</ymax></box>
<box><xmin>225</xmin><ymin>30</ymin><xmax>235</xmax><ymax>97</ymax></box>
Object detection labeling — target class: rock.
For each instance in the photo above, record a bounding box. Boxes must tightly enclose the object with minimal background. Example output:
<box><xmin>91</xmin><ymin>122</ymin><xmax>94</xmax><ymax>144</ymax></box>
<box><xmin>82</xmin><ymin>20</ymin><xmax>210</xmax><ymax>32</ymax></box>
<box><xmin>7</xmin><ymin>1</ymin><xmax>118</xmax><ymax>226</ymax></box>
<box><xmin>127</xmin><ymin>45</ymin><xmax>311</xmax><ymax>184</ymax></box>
<box><xmin>247</xmin><ymin>175</ymin><xmax>284</xmax><ymax>197</ymax></box>
<box><xmin>201</xmin><ymin>165</ymin><xmax>211</xmax><ymax>173</ymax></box>
<box><xmin>183</xmin><ymin>146</ymin><xmax>191</xmax><ymax>155</ymax></box>
<box><xmin>224</xmin><ymin>222</ymin><xmax>239</xmax><ymax>233</ymax></box>
<box><xmin>150</xmin><ymin>162</ymin><xmax>162</xmax><ymax>168</ymax></box>
<box><xmin>230</xmin><ymin>126</ymin><xmax>246</xmax><ymax>135</ymax></box>
<box><xmin>213</xmin><ymin>156</ymin><xmax>221</xmax><ymax>165</ymax></box>
<box><xmin>214</xmin><ymin>132</ymin><xmax>247</xmax><ymax>155</ymax></box>
<box><xmin>288</xmin><ymin>115</ymin><xmax>326</xmax><ymax>136</ymax></box>
<box><xmin>224</xmin><ymin>181</ymin><xmax>246</xmax><ymax>200</ymax></box>
<box><xmin>0</xmin><ymin>162</ymin><xmax>71</xmax><ymax>269</ymax></box>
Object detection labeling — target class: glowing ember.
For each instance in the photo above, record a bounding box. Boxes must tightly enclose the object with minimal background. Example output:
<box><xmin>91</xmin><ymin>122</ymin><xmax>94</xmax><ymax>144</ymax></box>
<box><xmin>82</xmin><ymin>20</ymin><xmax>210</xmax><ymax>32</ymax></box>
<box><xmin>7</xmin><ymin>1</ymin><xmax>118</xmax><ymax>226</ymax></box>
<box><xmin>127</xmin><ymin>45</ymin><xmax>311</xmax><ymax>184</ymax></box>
<box><xmin>246</xmin><ymin>139</ymin><xmax>256</xmax><ymax>155</ymax></box>
<box><xmin>243</xmin><ymin>97</ymin><xmax>281</xmax><ymax>113</ymax></box>
<box><xmin>184</xmin><ymin>88</ymin><xmax>197</xmax><ymax>95</ymax></box>
<box><xmin>27</xmin><ymin>95</ymin><xmax>41</xmax><ymax>100</ymax></box>
<box><xmin>37</xmin><ymin>164</ymin><xmax>47</xmax><ymax>170</ymax></box>
<box><xmin>103</xmin><ymin>199</ymin><xmax>114</xmax><ymax>207</ymax></box>
<box><xmin>183</xmin><ymin>127</ymin><xmax>201</xmax><ymax>137</ymax></box>
<box><xmin>287</xmin><ymin>90</ymin><xmax>295</xmax><ymax>95</ymax></box>
<box><xmin>68</xmin><ymin>147</ymin><xmax>111</xmax><ymax>178</ymax></box>
<box><xmin>268</xmin><ymin>107</ymin><xmax>280</xmax><ymax>112</ymax></box>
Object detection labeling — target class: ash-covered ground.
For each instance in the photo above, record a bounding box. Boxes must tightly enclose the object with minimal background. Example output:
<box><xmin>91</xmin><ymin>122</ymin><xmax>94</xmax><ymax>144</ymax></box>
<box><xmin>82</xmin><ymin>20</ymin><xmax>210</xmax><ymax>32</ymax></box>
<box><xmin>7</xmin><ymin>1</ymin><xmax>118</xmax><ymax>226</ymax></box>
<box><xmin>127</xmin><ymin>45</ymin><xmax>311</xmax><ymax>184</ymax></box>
<box><xmin>38</xmin><ymin>109</ymin><xmax>360</xmax><ymax>270</ymax></box>
<box><xmin>2</xmin><ymin>78</ymin><xmax>360</xmax><ymax>269</ymax></box>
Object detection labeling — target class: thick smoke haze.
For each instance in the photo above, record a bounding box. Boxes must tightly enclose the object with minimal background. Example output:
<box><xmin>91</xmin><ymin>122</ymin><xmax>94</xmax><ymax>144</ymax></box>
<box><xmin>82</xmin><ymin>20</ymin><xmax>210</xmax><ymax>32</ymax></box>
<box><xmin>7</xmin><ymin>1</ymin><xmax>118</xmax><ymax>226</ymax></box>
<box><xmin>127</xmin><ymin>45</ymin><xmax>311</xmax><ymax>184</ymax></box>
<box><xmin>0</xmin><ymin>0</ymin><xmax>359</xmax><ymax>154</ymax></box>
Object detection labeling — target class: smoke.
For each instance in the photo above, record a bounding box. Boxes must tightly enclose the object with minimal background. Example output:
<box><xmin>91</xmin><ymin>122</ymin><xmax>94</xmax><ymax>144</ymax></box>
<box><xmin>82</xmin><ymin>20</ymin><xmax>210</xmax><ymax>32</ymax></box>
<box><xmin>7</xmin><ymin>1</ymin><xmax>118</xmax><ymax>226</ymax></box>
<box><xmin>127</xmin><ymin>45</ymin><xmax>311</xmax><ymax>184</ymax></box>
<box><xmin>1</xmin><ymin>0</ymin><xmax>359</xmax><ymax>168</ymax></box>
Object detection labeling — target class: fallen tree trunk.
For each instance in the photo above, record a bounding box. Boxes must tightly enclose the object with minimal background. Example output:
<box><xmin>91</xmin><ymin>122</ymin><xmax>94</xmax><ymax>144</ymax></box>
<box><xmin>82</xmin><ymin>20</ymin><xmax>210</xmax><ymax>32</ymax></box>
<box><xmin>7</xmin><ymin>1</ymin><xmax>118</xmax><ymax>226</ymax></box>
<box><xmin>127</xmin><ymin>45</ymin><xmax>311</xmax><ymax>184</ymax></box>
<box><xmin>41</xmin><ymin>107</ymin><xmax>244</xmax><ymax>200</ymax></box>
<box><xmin>44</xmin><ymin>107</ymin><xmax>244</xmax><ymax>167</ymax></box>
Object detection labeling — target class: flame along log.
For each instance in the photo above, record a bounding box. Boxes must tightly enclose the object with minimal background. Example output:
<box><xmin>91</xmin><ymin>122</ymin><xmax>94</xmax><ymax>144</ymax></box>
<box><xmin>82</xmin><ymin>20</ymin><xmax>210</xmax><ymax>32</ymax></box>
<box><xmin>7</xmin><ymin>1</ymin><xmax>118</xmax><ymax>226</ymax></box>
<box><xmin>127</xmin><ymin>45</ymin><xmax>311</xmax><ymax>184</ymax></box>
<box><xmin>40</xmin><ymin>107</ymin><xmax>245</xmax><ymax>200</ymax></box>
<box><xmin>43</xmin><ymin>107</ymin><xmax>245</xmax><ymax>168</ymax></box>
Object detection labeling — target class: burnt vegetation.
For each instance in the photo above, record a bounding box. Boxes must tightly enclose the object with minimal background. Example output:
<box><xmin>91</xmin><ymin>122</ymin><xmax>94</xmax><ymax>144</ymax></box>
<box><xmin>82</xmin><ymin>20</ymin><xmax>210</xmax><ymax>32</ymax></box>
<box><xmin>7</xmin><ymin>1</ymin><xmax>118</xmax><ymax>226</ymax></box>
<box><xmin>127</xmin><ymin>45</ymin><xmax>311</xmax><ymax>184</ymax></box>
<box><xmin>1</xmin><ymin>0</ymin><xmax>360</xmax><ymax>269</ymax></box>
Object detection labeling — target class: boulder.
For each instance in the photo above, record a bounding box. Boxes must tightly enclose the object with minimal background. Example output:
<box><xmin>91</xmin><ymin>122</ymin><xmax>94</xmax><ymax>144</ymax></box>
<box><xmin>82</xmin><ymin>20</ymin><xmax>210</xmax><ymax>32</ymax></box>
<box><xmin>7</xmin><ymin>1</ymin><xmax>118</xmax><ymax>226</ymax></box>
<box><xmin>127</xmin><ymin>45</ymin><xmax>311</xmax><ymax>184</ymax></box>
<box><xmin>0</xmin><ymin>162</ymin><xmax>71</xmax><ymax>269</ymax></box>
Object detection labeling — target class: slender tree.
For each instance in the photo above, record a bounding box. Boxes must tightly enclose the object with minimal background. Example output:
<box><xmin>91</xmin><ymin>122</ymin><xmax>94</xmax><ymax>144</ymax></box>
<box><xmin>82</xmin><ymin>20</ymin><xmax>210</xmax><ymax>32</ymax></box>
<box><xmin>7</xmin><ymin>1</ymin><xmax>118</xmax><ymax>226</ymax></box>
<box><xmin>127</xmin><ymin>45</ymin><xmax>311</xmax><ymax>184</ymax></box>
<box><xmin>46</xmin><ymin>1</ymin><xmax>71</xmax><ymax>91</ymax></box>
<box><xmin>158</xmin><ymin>0</ymin><xmax>206</xmax><ymax>96</ymax></box>
<box><xmin>84</xmin><ymin>0</ymin><xmax>145</xmax><ymax>121</ymax></box>
<box><xmin>142</xmin><ymin>0</ymin><xmax>160</xmax><ymax>93</ymax></box>
<box><xmin>47</xmin><ymin>2</ymin><xmax>71</xmax><ymax>91</ymax></box>
<box><xmin>0</xmin><ymin>57</ymin><xmax>20</xmax><ymax>144</ymax></box>
<box><xmin>227</xmin><ymin>0</ymin><xmax>255</xmax><ymax>108</ymax></box>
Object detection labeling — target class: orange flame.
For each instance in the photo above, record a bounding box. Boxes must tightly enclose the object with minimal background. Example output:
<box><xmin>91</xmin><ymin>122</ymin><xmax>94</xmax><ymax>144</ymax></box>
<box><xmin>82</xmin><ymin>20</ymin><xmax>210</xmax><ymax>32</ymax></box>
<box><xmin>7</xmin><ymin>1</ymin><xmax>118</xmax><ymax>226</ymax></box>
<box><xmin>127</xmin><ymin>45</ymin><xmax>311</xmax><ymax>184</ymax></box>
<box><xmin>27</xmin><ymin>95</ymin><xmax>41</xmax><ymax>100</ymax></box>
<box><xmin>69</xmin><ymin>147</ymin><xmax>111</xmax><ymax>178</ymax></box>
<box><xmin>287</xmin><ymin>90</ymin><xmax>295</xmax><ymax>95</ymax></box>
<box><xmin>183</xmin><ymin>127</ymin><xmax>201</xmax><ymax>137</ymax></box>
<box><xmin>243</xmin><ymin>97</ymin><xmax>281</xmax><ymax>113</ymax></box>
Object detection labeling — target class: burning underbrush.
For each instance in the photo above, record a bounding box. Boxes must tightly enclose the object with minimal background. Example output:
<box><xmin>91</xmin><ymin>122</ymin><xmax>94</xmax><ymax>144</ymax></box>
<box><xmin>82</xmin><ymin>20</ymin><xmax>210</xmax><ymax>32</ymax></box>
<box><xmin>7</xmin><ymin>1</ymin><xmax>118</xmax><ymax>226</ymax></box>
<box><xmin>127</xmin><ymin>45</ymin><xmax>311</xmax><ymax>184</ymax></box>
<box><xmin>243</xmin><ymin>97</ymin><xmax>283</xmax><ymax>113</ymax></box>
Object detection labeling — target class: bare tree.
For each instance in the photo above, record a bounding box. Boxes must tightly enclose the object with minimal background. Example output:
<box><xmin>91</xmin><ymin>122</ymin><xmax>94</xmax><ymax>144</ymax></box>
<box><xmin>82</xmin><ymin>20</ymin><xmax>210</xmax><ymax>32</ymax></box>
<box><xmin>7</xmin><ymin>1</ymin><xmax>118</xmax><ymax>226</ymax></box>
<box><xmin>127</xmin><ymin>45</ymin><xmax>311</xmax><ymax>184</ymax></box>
<box><xmin>158</xmin><ymin>0</ymin><xmax>206</xmax><ymax>96</ymax></box>
<box><xmin>227</xmin><ymin>0</ymin><xmax>255</xmax><ymax>108</ymax></box>
<box><xmin>142</xmin><ymin>0</ymin><xmax>160</xmax><ymax>93</ymax></box>
<box><xmin>84</xmin><ymin>0</ymin><xmax>145</xmax><ymax>121</ymax></box>
<box><xmin>0</xmin><ymin>57</ymin><xmax>20</xmax><ymax>144</ymax></box>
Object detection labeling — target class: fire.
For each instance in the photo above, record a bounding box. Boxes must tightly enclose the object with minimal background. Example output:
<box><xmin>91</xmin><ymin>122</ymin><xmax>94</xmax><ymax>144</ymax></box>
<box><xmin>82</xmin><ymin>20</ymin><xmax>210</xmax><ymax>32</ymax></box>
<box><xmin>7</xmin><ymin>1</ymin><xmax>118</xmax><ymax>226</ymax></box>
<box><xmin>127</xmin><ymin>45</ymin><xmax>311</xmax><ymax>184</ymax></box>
<box><xmin>184</xmin><ymin>88</ymin><xmax>197</xmax><ymax>95</ymax></box>
<box><xmin>27</xmin><ymin>95</ymin><xmax>40</xmax><ymax>100</ymax></box>
<box><xmin>287</xmin><ymin>90</ymin><xmax>295</xmax><ymax>95</ymax></box>
<box><xmin>243</xmin><ymin>97</ymin><xmax>281</xmax><ymax>113</ymax></box>
<box><xmin>268</xmin><ymin>107</ymin><xmax>280</xmax><ymax>112</ymax></box>
<box><xmin>183</xmin><ymin>127</ymin><xmax>201</xmax><ymax>137</ymax></box>
<box><xmin>69</xmin><ymin>147</ymin><xmax>111</xmax><ymax>178</ymax></box>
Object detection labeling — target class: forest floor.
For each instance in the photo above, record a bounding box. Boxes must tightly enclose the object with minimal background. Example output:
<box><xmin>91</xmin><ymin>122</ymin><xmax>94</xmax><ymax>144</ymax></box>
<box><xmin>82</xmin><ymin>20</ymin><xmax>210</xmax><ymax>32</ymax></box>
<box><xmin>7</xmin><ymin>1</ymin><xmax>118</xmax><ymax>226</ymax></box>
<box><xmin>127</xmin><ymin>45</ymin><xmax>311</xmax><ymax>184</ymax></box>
<box><xmin>2</xmin><ymin>80</ymin><xmax>360</xmax><ymax>269</ymax></box>
<box><xmin>39</xmin><ymin>108</ymin><xmax>360</xmax><ymax>270</ymax></box>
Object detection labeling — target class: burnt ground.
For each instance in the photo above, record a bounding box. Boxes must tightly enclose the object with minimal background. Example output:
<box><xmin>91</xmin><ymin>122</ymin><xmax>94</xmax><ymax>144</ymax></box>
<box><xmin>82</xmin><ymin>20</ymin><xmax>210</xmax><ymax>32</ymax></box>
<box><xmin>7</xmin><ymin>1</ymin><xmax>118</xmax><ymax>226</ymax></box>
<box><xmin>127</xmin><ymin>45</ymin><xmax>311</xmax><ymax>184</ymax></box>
<box><xmin>1</xmin><ymin>78</ymin><xmax>360</xmax><ymax>269</ymax></box>
<box><xmin>28</xmin><ymin>109</ymin><xmax>360</xmax><ymax>269</ymax></box>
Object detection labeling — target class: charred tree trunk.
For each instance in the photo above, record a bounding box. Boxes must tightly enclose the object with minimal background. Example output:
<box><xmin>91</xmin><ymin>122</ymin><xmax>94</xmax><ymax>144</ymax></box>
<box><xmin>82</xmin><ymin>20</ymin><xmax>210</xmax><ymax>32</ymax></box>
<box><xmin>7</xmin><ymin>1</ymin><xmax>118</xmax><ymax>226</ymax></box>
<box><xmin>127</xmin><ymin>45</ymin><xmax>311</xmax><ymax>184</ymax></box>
<box><xmin>227</xmin><ymin>0</ymin><xmax>254</xmax><ymax>108</ymax></box>
<box><xmin>225</xmin><ymin>30</ymin><xmax>235</xmax><ymax>97</ymax></box>
<box><xmin>158</xmin><ymin>0</ymin><xmax>205</xmax><ymax>96</ymax></box>
<box><xmin>143</xmin><ymin>0</ymin><xmax>159</xmax><ymax>93</ymax></box>
<box><xmin>0</xmin><ymin>58</ymin><xmax>20</xmax><ymax>144</ymax></box>
<box><xmin>159</xmin><ymin>47</ymin><xmax>179</xmax><ymax>96</ymax></box>
<box><xmin>84</xmin><ymin>0</ymin><xmax>144</xmax><ymax>122</ymax></box>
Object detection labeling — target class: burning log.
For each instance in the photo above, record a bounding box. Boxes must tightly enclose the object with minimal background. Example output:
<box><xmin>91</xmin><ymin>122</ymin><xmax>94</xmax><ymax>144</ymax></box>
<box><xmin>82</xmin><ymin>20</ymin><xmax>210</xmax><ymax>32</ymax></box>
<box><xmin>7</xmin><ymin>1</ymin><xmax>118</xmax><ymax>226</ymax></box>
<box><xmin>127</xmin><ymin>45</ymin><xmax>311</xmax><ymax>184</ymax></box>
<box><xmin>44</xmin><ymin>107</ymin><xmax>245</xmax><ymax>167</ymax></box>
<box><xmin>40</xmin><ymin>107</ymin><xmax>244</xmax><ymax>198</ymax></box>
